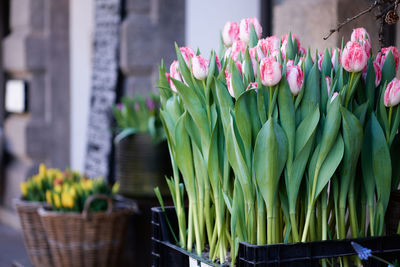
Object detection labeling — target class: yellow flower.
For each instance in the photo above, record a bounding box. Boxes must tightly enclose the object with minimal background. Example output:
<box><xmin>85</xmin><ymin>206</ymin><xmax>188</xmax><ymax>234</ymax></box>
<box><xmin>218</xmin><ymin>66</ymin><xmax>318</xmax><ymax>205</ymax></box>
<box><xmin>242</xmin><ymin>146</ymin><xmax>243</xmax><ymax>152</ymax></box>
<box><xmin>20</xmin><ymin>182</ymin><xmax>28</xmax><ymax>196</ymax></box>
<box><xmin>112</xmin><ymin>182</ymin><xmax>120</xmax><ymax>194</ymax></box>
<box><xmin>39</xmin><ymin>163</ymin><xmax>46</xmax><ymax>177</ymax></box>
<box><xmin>54</xmin><ymin>185</ymin><xmax>62</xmax><ymax>193</ymax></box>
<box><xmin>61</xmin><ymin>192</ymin><xmax>74</xmax><ymax>209</ymax></box>
<box><xmin>46</xmin><ymin>190</ymin><xmax>52</xmax><ymax>204</ymax></box>
<box><xmin>81</xmin><ymin>179</ymin><xmax>93</xmax><ymax>190</ymax></box>
<box><xmin>33</xmin><ymin>175</ymin><xmax>41</xmax><ymax>184</ymax></box>
<box><xmin>53</xmin><ymin>194</ymin><xmax>61</xmax><ymax>208</ymax></box>
<box><xmin>69</xmin><ymin>186</ymin><xmax>76</xmax><ymax>197</ymax></box>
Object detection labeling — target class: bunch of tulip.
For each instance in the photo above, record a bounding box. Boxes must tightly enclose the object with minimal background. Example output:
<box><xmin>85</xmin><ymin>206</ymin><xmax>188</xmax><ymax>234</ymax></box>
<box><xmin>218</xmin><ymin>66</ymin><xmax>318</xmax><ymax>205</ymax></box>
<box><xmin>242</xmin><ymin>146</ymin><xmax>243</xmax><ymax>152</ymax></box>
<box><xmin>45</xmin><ymin>177</ymin><xmax>119</xmax><ymax>212</ymax></box>
<box><xmin>20</xmin><ymin>164</ymin><xmax>81</xmax><ymax>202</ymax></box>
<box><xmin>156</xmin><ymin>17</ymin><xmax>400</xmax><ymax>266</ymax></box>
<box><xmin>113</xmin><ymin>93</ymin><xmax>165</xmax><ymax>144</ymax></box>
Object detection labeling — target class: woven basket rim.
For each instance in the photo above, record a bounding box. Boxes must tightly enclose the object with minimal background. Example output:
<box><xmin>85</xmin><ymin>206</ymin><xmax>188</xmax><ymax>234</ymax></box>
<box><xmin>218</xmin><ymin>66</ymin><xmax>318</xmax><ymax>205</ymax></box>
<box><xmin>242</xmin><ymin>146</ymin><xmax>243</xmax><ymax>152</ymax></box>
<box><xmin>37</xmin><ymin>206</ymin><xmax>132</xmax><ymax>218</ymax></box>
<box><xmin>13</xmin><ymin>198</ymin><xmax>50</xmax><ymax>208</ymax></box>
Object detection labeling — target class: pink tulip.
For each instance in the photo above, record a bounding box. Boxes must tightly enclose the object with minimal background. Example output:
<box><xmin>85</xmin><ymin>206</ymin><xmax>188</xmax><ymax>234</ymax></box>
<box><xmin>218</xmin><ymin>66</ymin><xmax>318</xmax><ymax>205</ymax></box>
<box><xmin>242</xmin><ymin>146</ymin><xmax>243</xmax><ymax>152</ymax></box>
<box><xmin>225</xmin><ymin>60</ymin><xmax>243</xmax><ymax>97</ymax></box>
<box><xmin>247</xmin><ymin>82</ymin><xmax>258</xmax><ymax>91</ymax></box>
<box><xmin>191</xmin><ymin>55</ymin><xmax>209</xmax><ymax>80</ymax></box>
<box><xmin>271</xmin><ymin>49</ymin><xmax>282</xmax><ymax>60</ymax></box>
<box><xmin>167</xmin><ymin>60</ymin><xmax>182</xmax><ymax>92</ymax></box>
<box><xmin>318</xmin><ymin>53</ymin><xmax>324</xmax><ymax>71</ymax></box>
<box><xmin>351</xmin><ymin>28</ymin><xmax>371</xmax><ymax>56</ymax></box>
<box><xmin>299</xmin><ymin>46</ymin><xmax>306</xmax><ymax>56</ymax></box>
<box><xmin>361</xmin><ymin>39</ymin><xmax>372</xmax><ymax>58</ymax></box>
<box><xmin>376</xmin><ymin>46</ymin><xmax>400</xmax><ymax>71</ymax></box>
<box><xmin>341</xmin><ymin>41</ymin><xmax>368</xmax><ymax>72</ymax></box>
<box><xmin>331</xmin><ymin>48</ymin><xmax>341</xmax><ymax>69</ymax></box>
<box><xmin>222</xmin><ymin>21</ymin><xmax>240</xmax><ymax>47</ymax></box>
<box><xmin>260</xmin><ymin>56</ymin><xmax>282</xmax><ymax>87</ymax></box>
<box><xmin>326</xmin><ymin>76</ymin><xmax>331</xmax><ymax>95</ymax></box>
<box><xmin>239</xmin><ymin>17</ymin><xmax>262</xmax><ymax>44</ymax></box>
<box><xmin>286</xmin><ymin>62</ymin><xmax>303</xmax><ymax>96</ymax></box>
<box><xmin>179</xmin><ymin>46</ymin><xmax>195</xmax><ymax>66</ymax></box>
<box><xmin>257</xmin><ymin>36</ymin><xmax>280</xmax><ymax>57</ymax></box>
<box><xmin>384</xmin><ymin>78</ymin><xmax>400</xmax><ymax>107</ymax></box>
<box><xmin>215</xmin><ymin>54</ymin><xmax>222</xmax><ymax>71</ymax></box>
<box><xmin>230</xmin><ymin>40</ymin><xmax>246</xmax><ymax>60</ymax></box>
<box><xmin>331</xmin><ymin>92</ymin><xmax>339</xmax><ymax>103</ymax></box>
<box><xmin>351</xmin><ymin>27</ymin><xmax>370</xmax><ymax>43</ymax></box>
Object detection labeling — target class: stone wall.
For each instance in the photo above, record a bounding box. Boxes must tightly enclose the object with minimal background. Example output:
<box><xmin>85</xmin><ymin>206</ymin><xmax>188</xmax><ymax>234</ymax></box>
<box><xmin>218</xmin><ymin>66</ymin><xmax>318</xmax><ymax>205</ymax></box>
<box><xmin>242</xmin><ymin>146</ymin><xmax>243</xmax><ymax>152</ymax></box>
<box><xmin>120</xmin><ymin>0</ymin><xmax>185</xmax><ymax>97</ymax></box>
<box><xmin>1</xmin><ymin>0</ymin><xmax>70</xmax><ymax>217</ymax></box>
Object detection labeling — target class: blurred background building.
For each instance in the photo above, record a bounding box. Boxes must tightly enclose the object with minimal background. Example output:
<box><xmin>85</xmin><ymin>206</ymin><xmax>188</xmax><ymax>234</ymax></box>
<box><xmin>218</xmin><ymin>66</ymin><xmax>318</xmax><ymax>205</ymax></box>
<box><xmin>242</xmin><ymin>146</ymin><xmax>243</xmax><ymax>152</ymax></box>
<box><xmin>0</xmin><ymin>0</ymin><xmax>398</xmax><ymax>265</ymax></box>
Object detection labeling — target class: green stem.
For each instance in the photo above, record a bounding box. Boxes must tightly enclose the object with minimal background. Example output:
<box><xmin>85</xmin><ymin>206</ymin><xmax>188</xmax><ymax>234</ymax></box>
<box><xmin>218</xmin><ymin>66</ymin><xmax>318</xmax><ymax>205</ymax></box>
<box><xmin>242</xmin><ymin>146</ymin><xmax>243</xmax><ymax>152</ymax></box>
<box><xmin>345</xmin><ymin>72</ymin><xmax>355</xmax><ymax>108</ymax></box>
<box><xmin>310</xmin><ymin>209</ymin><xmax>317</xmax><ymax>241</ymax></box>
<box><xmin>187</xmin><ymin>203</ymin><xmax>193</xmax><ymax>251</ymax></box>
<box><xmin>268</xmin><ymin>86</ymin><xmax>275</xmax><ymax>118</ymax></box>
<box><xmin>368</xmin><ymin>203</ymin><xmax>375</xmax><ymax>236</ymax></box>
<box><xmin>290</xmin><ymin>213</ymin><xmax>300</xmax><ymax>242</ymax></box>
<box><xmin>397</xmin><ymin>220</ymin><xmax>400</xmax><ymax>234</ymax></box>
<box><xmin>257</xmin><ymin>195</ymin><xmax>266</xmax><ymax>245</ymax></box>
<box><xmin>348</xmin><ymin>198</ymin><xmax>359</xmax><ymax>238</ymax></box>
<box><xmin>387</xmin><ymin>106</ymin><xmax>393</xmax><ymax>141</ymax></box>
<box><xmin>191</xmin><ymin>201</ymin><xmax>202</xmax><ymax>256</ymax></box>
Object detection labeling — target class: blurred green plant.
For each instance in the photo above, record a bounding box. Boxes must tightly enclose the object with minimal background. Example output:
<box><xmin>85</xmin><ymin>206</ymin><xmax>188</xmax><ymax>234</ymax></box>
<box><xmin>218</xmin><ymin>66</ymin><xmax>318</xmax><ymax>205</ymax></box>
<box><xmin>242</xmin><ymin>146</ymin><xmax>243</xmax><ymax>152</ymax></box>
<box><xmin>113</xmin><ymin>93</ymin><xmax>165</xmax><ymax>144</ymax></box>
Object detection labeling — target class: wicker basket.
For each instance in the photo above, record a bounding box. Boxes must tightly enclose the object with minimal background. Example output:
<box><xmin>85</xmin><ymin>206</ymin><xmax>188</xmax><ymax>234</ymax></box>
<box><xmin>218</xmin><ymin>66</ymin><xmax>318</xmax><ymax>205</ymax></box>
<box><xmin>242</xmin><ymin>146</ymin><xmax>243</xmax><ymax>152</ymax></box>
<box><xmin>14</xmin><ymin>199</ymin><xmax>54</xmax><ymax>267</ymax></box>
<box><xmin>38</xmin><ymin>194</ymin><xmax>132</xmax><ymax>267</ymax></box>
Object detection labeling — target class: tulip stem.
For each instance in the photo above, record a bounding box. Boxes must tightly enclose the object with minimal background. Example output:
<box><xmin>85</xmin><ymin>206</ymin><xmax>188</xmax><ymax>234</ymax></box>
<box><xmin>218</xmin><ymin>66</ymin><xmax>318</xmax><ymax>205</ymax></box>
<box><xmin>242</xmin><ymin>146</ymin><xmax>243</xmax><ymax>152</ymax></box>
<box><xmin>387</xmin><ymin>106</ymin><xmax>393</xmax><ymax>141</ymax></box>
<box><xmin>268</xmin><ymin>86</ymin><xmax>273</xmax><ymax>118</ymax></box>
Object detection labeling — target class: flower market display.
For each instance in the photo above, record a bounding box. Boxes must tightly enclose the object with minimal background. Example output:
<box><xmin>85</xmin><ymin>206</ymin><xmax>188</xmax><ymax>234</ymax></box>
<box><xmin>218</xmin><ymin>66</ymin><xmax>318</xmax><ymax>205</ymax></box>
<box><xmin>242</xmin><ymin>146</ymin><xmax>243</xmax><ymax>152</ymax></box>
<box><xmin>156</xmin><ymin>17</ymin><xmax>400</xmax><ymax>266</ymax></box>
<box><xmin>21</xmin><ymin>164</ymin><xmax>119</xmax><ymax>212</ymax></box>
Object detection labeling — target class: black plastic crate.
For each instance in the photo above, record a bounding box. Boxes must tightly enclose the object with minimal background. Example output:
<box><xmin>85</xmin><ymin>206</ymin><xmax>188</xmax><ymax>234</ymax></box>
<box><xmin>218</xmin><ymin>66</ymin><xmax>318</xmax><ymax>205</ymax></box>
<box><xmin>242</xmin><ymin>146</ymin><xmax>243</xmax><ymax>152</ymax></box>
<box><xmin>152</xmin><ymin>206</ymin><xmax>400</xmax><ymax>267</ymax></box>
<box><xmin>151</xmin><ymin>206</ymin><xmax>224</xmax><ymax>267</ymax></box>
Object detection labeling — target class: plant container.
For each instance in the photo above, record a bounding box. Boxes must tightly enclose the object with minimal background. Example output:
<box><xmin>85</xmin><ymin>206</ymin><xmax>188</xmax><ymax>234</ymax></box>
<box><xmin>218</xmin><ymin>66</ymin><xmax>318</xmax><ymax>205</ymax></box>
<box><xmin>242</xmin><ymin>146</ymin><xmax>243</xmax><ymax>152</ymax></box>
<box><xmin>152</xmin><ymin>206</ymin><xmax>400</xmax><ymax>267</ymax></box>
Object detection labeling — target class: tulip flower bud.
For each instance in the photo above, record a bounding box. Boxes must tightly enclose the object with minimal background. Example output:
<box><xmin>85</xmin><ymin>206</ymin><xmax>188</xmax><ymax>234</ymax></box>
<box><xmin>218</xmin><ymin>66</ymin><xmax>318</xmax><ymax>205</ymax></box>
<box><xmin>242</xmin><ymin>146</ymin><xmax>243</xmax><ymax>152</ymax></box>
<box><xmin>384</xmin><ymin>78</ymin><xmax>400</xmax><ymax>107</ymax></box>
<box><xmin>286</xmin><ymin>63</ymin><xmax>303</xmax><ymax>96</ymax></box>
<box><xmin>351</xmin><ymin>28</ymin><xmax>371</xmax><ymax>57</ymax></box>
<box><xmin>326</xmin><ymin>76</ymin><xmax>331</xmax><ymax>95</ymax></box>
<box><xmin>215</xmin><ymin>54</ymin><xmax>222</xmax><ymax>72</ymax></box>
<box><xmin>225</xmin><ymin>60</ymin><xmax>243</xmax><ymax>98</ymax></box>
<box><xmin>373</xmin><ymin>62</ymin><xmax>382</xmax><ymax>87</ymax></box>
<box><xmin>351</xmin><ymin>27</ymin><xmax>370</xmax><ymax>43</ymax></box>
<box><xmin>331</xmin><ymin>92</ymin><xmax>339</xmax><ymax>103</ymax></box>
<box><xmin>239</xmin><ymin>17</ymin><xmax>262</xmax><ymax>44</ymax></box>
<box><xmin>376</xmin><ymin>46</ymin><xmax>400</xmax><ymax>71</ymax></box>
<box><xmin>317</xmin><ymin>53</ymin><xmax>324</xmax><ymax>71</ymax></box>
<box><xmin>246</xmin><ymin>82</ymin><xmax>258</xmax><ymax>91</ymax></box>
<box><xmin>179</xmin><ymin>46</ymin><xmax>195</xmax><ymax>66</ymax></box>
<box><xmin>191</xmin><ymin>55</ymin><xmax>209</xmax><ymax>80</ymax></box>
<box><xmin>299</xmin><ymin>46</ymin><xmax>306</xmax><ymax>56</ymax></box>
<box><xmin>167</xmin><ymin>60</ymin><xmax>181</xmax><ymax>92</ymax></box>
<box><xmin>260</xmin><ymin>56</ymin><xmax>282</xmax><ymax>87</ymax></box>
<box><xmin>257</xmin><ymin>36</ymin><xmax>280</xmax><ymax>56</ymax></box>
<box><xmin>341</xmin><ymin>41</ymin><xmax>368</xmax><ymax>72</ymax></box>
<box><xmin>230</xmin><ymin>40</ymin><xmax>246</xmax><ymax>60</ymax></box>
<box><xmin>222</xmin><ymin>21</ymin><xmax>240</xmax><ymax>47</ymax></box>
